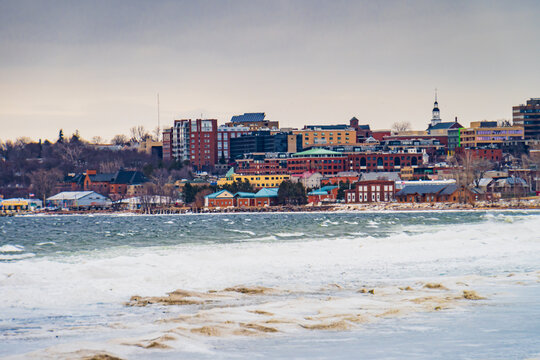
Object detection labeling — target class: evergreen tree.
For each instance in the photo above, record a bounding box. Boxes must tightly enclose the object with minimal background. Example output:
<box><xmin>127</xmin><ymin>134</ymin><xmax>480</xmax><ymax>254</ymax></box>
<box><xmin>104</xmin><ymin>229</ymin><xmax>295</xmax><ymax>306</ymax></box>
<box><xmin>278</xmin><ymin>180</ymin><xmax>307</xmax><ymax>205</ymax></box>
<box><xmin>57</xmin><ymin>129</ymin><xmax>64</xmax><ymax>144</ymax></box>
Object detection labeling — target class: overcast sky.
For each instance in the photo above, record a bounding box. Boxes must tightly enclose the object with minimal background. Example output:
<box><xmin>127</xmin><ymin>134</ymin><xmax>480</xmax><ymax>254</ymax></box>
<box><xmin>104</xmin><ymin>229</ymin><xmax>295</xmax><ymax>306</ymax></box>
<box><xmin>1</xmin><ymin>0</ymin><xmax>539</xmax><ymax>142</ymax></box>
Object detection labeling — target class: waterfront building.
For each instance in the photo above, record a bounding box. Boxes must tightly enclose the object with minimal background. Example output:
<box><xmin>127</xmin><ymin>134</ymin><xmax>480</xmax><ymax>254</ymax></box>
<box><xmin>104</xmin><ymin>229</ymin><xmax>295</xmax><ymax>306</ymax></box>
<box><xmin>513</xmin><ymin>98</ymin><xmax>540</xmax><ymax>139</ymax></box>
<box><xmin>47</xmin><ymin>191</ymin><xmax>111</xmax><ymax>209</ymax></box>
<box><xmin>395</xmin><ymin>184</ymin><xmax>474</xmax><ymax>203</ymax></box>
<box><xmin>83</xmin><ymin>169</ymin><xmax>148</xmax><ymax>201</ymax></box>
<box><xmin>204</xmin><ymin>189</ymin><xmax>235</xmax><ymax>207</ymax></box>
<box><xmin>344</xmin><ymin>180</ymin><xmax>395</xmax><ymax>203</ymax></box>
<box><xmin>253</xmin><ymin>188</ymin><xmax>279</xmax><ymax>207</ymax></box>
<box><xmin>307</xmin><ymin>185</ymin><xmax>339</xmax><ymax>204</ymax></box>
<box><xmin>0</xmin><ymin>198</ymin><xmax>43</xmax><ymax>213</ymax></box>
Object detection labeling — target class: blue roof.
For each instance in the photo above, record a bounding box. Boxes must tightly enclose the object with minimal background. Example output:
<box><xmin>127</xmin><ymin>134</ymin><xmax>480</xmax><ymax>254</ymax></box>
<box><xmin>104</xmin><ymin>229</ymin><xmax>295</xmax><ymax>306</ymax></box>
<box><xmin>320</xmin><ymin>185</ymin><xmax>338</xmax><ymax>192</ymax></box>
<box><xmin>427</xmin><ymin>122</ymin><xmax>462</xmax><ymax>131</ymax></box>
<box><xmin>254</xmin><ymin>188</ymin><xmax>279</xmax><ymax>198</ymax></box>
<box><xmin>395</xmin><ymin>184</ymin><xmax>457</xmax><ymax>196</ymax></box>
<box><xmin>235</xmin><ymin>192</ymin><xmax>256</xmax><ymax>198</ymax></box>
<box><xmin>308</xmin><ymin>189</ymin><xmax>328</xmax><ymax>195</ymax></box>
<box><xmin>205</xmin><ymin>189</ymin><xmax>233</xmax><ymax>199</ymax></box>
<box><xmin>231</xmin><ymin>112</ymin><xmax>266</xmax><ymax>123</ymax></box>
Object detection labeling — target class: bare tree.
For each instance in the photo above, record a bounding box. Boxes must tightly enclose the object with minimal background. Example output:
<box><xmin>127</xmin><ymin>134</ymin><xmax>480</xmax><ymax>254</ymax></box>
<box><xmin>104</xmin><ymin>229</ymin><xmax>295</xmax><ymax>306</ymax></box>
<box><xmin>391</xmin><ymin>121</ymin><xmax>412</xmax><ymax>133</ymax></box>
<box><xmin>130</xmin><ymin>126</ymin><xmax>150</xmax><ymax>143</ymax></box>
<box><xmin>60</xmin><ymin>144</ymin><xmax>84</xmax><ymax>168</ymax></box>
<box><xmin>29</xmin><ymin>168</ymin><xmax>62</xmax><ymax>201</ymax></box>
<box><xmin>91</xmin><ymin>136</ymin><xmax>104</xmax><ymax>144</ymax></box>
<box><xmin>111</xmin><ymin>134</ymin><xmax>128</xmax><ymax>145</ymax></box>
<box><xmin>100</xmin><ymin>160</ymin><xmax>123</xmax><ymax>173</ymax></box>
<box><xmin>152</xmin><ymin>126</ymin><xmax>161</xmax><ymax>142</ymax></box>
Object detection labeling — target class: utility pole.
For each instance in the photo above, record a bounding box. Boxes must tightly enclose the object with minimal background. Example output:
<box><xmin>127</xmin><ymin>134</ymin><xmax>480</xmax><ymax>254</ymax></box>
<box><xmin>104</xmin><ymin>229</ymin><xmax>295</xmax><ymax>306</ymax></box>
<box><xmin>157</xmin><ymin>93</ymin><xmax>160</xmax><ymax>141</ymax></box>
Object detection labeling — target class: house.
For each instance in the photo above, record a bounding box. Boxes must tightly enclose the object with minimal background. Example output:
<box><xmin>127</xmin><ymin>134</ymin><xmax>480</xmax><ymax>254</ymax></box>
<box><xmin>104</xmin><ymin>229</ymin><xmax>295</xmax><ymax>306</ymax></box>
<box><xmin>253</xmin><ymin>188</ymin><xmax>279</xmax><ymax>207</ymax></box>
<box><xmin>308</xmin><ymin>185</ymin><xmax>339</xmax><ymax>204</ymax></box>
<box><xmin>83</xmin><ymin>169</ymin><xmax>149</xmax><ymax>201</ymax></box>
<box><xmin>395</xmin><ymin>184</ymin><xmax>475</xmax><ymax>203</ymax></box>
<box><xmin>290</xmin><ymin>171</ymin><xmax>323</xmax><ymax>189</ymax></box>
<box><xmin>47</xmin><ymin>191</ymin><xmax>111</xmax><ymax>209</ymax></box>
<box><xmin>204</xmin><ymin>190</ymin><xmax>235</xmax><ymax>207</ymax></box>
<box><xmin>344</xmin><ymin>180</ymin><xmax>395</xmax><ymax>203</ymax></box>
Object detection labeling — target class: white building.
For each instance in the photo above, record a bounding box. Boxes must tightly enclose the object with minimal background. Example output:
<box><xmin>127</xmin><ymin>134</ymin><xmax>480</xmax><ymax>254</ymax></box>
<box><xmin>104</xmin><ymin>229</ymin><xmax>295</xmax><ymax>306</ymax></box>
<box><xmin>47</xmin><ymin>191</ymin><xmax>111</xmax><ymax>209</ymax></box>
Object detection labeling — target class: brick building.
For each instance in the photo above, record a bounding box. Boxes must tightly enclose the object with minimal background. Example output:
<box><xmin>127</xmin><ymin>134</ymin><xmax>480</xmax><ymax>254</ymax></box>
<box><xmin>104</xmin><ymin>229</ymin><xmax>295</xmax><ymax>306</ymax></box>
<box><xmin>344</xmin><ymin>180</ymin><xmax>395</xmax><ymax>203</ymax></box>
<box><xmin>164</xmin><ymin>119</ymin><xmax>218</xmax><ymax>171</ymax></box>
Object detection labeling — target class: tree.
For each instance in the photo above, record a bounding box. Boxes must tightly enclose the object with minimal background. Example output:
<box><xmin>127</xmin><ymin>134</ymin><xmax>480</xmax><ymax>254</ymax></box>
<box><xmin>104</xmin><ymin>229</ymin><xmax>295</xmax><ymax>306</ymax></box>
<box><xmin>111</xmin><ymin>134</ymin><xmax>128</xmax><ymax>145</ymax></box>
<box><xmin>29</xmin><ymin>168</ymin><xmax>62</xmax><ymax>200</ymax></box>
<box><xmin>336</xmin><ymin>180</ymin><xmax>351</xmax><ymax>200</ymax></box>
<box><xmin>391</xmin><ymin>121</ymin><xmax>412</xmax><ymax>133</ymax></box>
<box><xmin>130</xmin><ymin>126</ymin><xmax>150</xmax><ymax>143</ymax></box>
<box><xmin>57</xmin><ymin>129</ymin><xmax>64</xmax><ymax>144</ymax></box>
<box><xmin>220</xmin><ymin>179</ymin><xmax>254</xmax><ymax>193</ymax></box>
<box><xmin>277</xmin><ymin>180</ymin><xmax>307</xmax><ymax>205</ymax></box>
<box><xmin>91</xmin><ymin>136</ymin><xmax>103</xmax><ymax>144</ymax></box>
<box><xmin>70</xmin><ymin>130</ymin><xmax>81</xmax><ymax>144</ymax></box>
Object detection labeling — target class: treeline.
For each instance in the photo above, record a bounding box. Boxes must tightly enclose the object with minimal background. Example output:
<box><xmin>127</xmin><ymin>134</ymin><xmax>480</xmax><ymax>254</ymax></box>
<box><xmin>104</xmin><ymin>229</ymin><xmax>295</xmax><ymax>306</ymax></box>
<box><xmin>0</xmin><ymin>128</ymin><xmax>191</xmax><ymax>199</ymax></box>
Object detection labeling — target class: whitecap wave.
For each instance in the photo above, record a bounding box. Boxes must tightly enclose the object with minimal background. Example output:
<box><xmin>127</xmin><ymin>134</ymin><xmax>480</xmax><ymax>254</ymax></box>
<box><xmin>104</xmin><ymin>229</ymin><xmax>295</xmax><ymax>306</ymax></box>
<box><xmin>0</xmin><ymin>244</ymin><xmax>24</xmax><ymax>253</ymax></box>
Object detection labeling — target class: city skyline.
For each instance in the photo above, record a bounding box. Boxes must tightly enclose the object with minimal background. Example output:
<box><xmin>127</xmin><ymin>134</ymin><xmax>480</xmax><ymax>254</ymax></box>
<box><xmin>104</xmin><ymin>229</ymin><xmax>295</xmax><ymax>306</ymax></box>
<box><xmin>1</xmin><ymin>0</ymin><xmax>539</xmax><ymax>142</ymax></box>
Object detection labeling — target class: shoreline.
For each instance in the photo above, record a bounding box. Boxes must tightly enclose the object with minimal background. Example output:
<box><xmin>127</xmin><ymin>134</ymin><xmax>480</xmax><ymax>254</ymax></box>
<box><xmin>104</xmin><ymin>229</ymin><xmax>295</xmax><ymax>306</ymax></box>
<box><xmin>4</xmin><ymin>199</ymin><xmax>540</xmax><ymax>217</ymax></box>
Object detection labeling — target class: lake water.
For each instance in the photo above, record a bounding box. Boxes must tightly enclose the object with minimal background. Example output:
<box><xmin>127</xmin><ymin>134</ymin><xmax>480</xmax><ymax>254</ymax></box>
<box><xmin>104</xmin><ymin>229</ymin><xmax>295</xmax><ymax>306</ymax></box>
<box><xmin>1</xmin><ymin>211</ymin><xmax>539</xmax><ymax>359</ymax></box>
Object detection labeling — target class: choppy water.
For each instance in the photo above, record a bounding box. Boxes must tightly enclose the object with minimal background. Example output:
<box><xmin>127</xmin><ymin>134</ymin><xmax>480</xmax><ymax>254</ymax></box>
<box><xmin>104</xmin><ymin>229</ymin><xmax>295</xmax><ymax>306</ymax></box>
<box><xmin>1</xmin><ymin>211</ymin><xmax>540</xmax><ymax>359</ymax></box>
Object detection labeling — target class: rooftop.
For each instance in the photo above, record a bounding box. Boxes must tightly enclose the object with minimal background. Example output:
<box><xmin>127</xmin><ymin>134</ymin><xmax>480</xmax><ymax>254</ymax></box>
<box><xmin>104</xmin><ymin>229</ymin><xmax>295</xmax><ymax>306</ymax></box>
<box><xmin>292</xmin><ymin>148</ymin><xmax>343</xmax><ymax>157</ymax></box>
<box><xmin>231</xmin><ymin>113</ymin><xmax>266</xmax><ymax>123</ymax></box>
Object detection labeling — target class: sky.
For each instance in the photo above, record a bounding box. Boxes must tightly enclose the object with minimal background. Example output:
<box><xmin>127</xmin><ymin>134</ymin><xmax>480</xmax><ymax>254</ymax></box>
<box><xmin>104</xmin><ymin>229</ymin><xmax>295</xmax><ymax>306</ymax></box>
<box><xmin>1</xmin><ymin>0</ymin><xmax>539</xmax><ymax>142</ymax></box>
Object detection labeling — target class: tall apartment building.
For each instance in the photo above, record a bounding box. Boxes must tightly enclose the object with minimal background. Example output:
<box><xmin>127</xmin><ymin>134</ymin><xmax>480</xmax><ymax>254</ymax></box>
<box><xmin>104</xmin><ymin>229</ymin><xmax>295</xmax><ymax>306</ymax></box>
<box><xmin>162</xmin><ymin>128</ymin><xmax>173</xmax><ymax>162</ymax></box>
<box><xmin>460</xmin><ymin>121</ymin><xmax>524</xmax><ymax>147</ymax></box>
<box><xmin>217</xmin><ymin>125</ymin><xmax>251</xmax><ymax>162</ymax></box>
<box><xmin>164</xmin><ymin>119</ymin><xmax>218</xmax><ymax>171</ymax></box>
<box><xmin>513</xmin><ymin>98</ymin><xmax>540</xmax><ymax>139</ymax></box>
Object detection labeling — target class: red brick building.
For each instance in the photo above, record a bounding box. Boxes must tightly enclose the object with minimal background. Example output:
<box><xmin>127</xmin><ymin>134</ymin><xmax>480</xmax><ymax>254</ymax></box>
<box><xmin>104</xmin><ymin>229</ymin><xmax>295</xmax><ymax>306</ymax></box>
<box><xmin>162</xmin><ymin>128</ymin><xmax>173</xmax><ymax>162</ymax></box>
<box><xmin>344</xmin><ymin>180</ymin><xmax>395</xmax><ymax>203</ymax></box>
<box><xmin>308</xmin><ymin>185</ymin><xmax>339</xmax><ymax>204</ymax></box>
<box><xmin>346</xmin><ymin>152</ymin><xmax>423</xmax><ymax>172</ymax></box>
<box><xmin>456</xmin><ymin>147</ymin><xmax>502</xmax><ymax>162</ymax></box>
<box><xmin>287</xmin><ymin>149</ymin><xmax>347</xmax><ymax>176</ymax></box>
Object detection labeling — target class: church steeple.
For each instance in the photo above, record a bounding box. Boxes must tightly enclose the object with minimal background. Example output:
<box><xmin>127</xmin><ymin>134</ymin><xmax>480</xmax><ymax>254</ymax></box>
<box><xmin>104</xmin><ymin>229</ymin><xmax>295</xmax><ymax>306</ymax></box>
<box><xmin>431</xmin><ymin>89</ymin><xmax>441</xmax><ymax>126</ymax></box>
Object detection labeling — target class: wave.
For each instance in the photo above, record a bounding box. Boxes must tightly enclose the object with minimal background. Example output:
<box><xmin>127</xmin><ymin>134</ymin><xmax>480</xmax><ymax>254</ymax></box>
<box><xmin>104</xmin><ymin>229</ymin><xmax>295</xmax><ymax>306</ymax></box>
<box><xmin>0</xmin><ymin>244</ymin><xmax>24</xmax><ymax>252</ymax></box>
<box><xmin>276</xmin><ymin>232</ymin><xmax>305</xmax><ymax>237</ymax></box>
<box><xmin>227</xmin><ymin>229</ymin><xmax>256</xmax><ymax>236</ymax></box>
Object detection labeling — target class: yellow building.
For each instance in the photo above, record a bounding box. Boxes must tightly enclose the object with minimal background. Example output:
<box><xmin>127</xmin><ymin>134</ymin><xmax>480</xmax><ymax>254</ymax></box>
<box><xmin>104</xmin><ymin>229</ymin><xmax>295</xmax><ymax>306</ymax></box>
<box><xmin>217</xmin><ymin>174</ymin><xmax>290</xmax><ymax>189</ymax></box>
<box><xmin>293</xmin><ymin>129</ymin><xmax>357</xmax><ymax>147</ymax></box>
<box><xmin>460</xmin><ymin>121</ymin><xmax>524</xmax><ymax>147</ymax></box>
